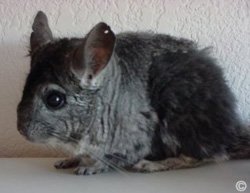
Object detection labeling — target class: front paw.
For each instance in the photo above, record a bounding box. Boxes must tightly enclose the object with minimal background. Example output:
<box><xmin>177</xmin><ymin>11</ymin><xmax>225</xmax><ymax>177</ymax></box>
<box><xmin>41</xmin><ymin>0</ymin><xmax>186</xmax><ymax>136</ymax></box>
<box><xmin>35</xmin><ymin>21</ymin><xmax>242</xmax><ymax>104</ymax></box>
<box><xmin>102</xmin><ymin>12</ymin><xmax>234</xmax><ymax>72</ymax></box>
<box><xmin>74</xmin><ymin>166</ymin><xmax>109</xmax><ymax>175</ymax></box>
<box><xmin>54</xmin><ymin>158</ymin><xmax>80</xmax><ymax>169</ymax></box>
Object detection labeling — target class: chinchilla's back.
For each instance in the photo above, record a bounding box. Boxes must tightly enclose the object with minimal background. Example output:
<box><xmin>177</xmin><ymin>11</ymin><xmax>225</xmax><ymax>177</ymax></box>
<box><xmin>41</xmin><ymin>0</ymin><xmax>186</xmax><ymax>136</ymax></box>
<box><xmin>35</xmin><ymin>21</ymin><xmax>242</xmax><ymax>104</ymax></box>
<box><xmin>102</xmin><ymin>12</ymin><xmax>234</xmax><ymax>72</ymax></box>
<box><xmin>113</xmin><ymin>32</ymin><xmax>249</xmax><ymax>160</ymax></box>
<box><xmin>114</xmin><ymin>32</ymin><xmax>197</xmax><ymax>79</ymax></box>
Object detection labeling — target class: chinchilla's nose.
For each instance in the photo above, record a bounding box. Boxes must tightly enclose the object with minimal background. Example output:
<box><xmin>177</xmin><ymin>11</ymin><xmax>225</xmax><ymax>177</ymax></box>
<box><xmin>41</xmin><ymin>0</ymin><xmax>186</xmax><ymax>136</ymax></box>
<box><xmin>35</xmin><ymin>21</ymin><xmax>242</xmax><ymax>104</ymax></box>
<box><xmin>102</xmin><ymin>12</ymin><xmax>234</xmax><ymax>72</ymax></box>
<box><xmin>17</xmin><ymin>103</ymin><xmax>32</xmax><ymax>138</ymax></box>
<box><xmin>17</xmin><ymin>118</ymin><xmax>29</xmax><ymax>137</ymax></box>
<box><xmin>18</xmin><ymin>126</ymin><xmax>26</xmax><ymax>136</ymax></box>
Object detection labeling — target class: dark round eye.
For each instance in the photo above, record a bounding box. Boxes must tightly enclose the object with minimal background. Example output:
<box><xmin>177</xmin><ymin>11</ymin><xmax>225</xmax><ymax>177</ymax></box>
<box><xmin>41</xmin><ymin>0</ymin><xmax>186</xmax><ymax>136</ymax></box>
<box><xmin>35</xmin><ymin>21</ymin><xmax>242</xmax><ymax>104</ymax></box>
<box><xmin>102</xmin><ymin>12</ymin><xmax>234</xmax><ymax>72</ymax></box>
<box><xmin>45</xmin><ymin>91</ymin><xmax>66</xmax><ymax>109</ymax></box>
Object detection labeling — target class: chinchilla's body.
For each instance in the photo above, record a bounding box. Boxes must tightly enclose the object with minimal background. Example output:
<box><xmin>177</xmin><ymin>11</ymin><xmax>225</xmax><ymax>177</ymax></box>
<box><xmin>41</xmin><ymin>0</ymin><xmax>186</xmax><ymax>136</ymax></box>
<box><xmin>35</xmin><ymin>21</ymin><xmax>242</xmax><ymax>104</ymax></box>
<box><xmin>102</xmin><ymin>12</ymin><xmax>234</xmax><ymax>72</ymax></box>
<box><xmin>17</xmin><ymin>11</ymin><xmax>250</xmax><ymax>175</ymax></box>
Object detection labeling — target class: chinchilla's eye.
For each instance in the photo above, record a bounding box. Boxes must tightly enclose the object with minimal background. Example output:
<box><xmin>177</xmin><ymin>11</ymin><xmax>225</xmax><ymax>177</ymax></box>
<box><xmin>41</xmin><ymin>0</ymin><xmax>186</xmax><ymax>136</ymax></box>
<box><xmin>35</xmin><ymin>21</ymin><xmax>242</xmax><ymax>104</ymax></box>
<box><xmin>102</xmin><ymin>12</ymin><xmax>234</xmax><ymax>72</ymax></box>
<box><xmin>44</xmin><ymin>91</ymin><xmax>66</xmax><ymax>109</ymax></box>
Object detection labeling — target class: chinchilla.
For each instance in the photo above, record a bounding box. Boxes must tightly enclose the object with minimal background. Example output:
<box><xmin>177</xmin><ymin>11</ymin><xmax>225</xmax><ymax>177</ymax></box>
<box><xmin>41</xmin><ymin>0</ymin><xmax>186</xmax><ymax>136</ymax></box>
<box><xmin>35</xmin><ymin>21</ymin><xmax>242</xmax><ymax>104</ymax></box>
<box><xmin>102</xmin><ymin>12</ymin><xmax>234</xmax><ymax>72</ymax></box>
<box><xmin>17</xmin><ymin>11</ymin><xmax>250</xmax><ymax>175</ymax></box>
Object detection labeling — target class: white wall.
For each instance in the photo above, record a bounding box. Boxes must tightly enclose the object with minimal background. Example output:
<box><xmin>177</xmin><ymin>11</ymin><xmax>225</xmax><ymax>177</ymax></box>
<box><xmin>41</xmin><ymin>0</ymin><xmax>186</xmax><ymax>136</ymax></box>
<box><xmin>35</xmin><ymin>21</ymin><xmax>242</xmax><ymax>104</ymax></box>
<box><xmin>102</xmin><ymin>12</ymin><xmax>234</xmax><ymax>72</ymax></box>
<box><xmin>0</xmin><ymin>0</ymin><xmax>249</xmax><ymax>157</ymax></box>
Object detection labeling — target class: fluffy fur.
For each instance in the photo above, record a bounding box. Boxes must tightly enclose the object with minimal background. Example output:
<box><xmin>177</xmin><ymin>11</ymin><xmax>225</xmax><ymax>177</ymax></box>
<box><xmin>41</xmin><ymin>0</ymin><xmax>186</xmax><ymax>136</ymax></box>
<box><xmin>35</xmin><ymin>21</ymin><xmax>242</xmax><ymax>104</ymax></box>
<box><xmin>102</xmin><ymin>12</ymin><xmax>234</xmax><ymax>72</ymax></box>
<box><xmin>17</xmin><ymin>11</ymin><xmax>250</xmax><ymax>175</ymax></box>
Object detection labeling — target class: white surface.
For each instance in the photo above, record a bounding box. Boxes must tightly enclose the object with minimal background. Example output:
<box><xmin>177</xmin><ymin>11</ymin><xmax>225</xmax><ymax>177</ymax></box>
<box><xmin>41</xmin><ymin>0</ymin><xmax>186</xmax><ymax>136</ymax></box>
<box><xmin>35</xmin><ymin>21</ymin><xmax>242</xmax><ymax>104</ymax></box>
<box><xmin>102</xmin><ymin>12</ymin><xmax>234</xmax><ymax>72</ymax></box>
<box><xmin>0</xmin><ymin>158</ymin><xmax>249</xmax><ymax>193</ymax></box>
<box><xmin>0</xmin><ymin>0</ymin><xmax>249</xmax><ymax>157</ymax></box>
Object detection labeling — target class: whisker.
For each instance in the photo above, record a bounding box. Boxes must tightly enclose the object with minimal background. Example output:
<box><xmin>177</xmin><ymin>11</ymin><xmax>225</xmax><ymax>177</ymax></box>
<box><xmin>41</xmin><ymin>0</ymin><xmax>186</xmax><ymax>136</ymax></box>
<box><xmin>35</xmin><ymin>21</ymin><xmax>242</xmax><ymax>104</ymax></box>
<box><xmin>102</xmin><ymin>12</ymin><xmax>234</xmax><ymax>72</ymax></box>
<box><xmin>104</xmin><ymin>153</ymin><xmax>133</xmax><ymax>165</ymax></box>
<box><xmin>84</xmin><ymin>149</ymin><xmax>129</xmax><ymax>176</ymax></box>
<box><xmin>48</xmin><ymin>131</ymin><xmax>78</xmax><ymax>143</ymax></box>
<box><xmin>45</xmin><ymin>144</ymin><xmax>63</xmax><ymax>155</ymax></box>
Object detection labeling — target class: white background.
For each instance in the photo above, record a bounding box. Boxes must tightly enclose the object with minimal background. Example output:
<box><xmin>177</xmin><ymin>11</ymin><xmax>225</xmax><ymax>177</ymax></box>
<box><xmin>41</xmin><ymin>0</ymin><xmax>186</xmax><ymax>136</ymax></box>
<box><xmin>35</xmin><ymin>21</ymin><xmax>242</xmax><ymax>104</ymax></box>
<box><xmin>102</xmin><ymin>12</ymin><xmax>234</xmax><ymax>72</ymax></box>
<box><xmin>0</xmin><ymin>0</ymin><xmax>249</xmax><ymax>157</ymax></box>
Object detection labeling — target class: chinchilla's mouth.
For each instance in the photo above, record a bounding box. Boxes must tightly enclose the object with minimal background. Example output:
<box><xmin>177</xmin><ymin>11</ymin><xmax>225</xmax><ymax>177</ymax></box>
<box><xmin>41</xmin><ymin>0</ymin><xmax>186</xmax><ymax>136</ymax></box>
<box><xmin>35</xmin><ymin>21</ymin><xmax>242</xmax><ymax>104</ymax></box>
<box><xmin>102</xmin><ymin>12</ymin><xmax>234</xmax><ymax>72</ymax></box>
<box><xmin>19</xmin><ymin>122</ymin><xmax>54</xmax><ymax>144</ymax></box>
<box><xmin>19</xmin><ymin>130</ymin><xmax>35</xmax><ymax>142</ymax></box>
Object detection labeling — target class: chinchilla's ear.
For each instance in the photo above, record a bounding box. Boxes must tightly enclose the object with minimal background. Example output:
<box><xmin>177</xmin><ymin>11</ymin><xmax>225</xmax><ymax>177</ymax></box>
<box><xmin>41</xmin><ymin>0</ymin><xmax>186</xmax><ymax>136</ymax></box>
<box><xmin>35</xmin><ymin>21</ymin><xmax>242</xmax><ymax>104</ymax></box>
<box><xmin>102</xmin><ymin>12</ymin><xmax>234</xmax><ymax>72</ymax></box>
<box><xmin>73</xmin><ymin>22</ymin><xmax>116</xmax><ymax>88</ymax></box>
<box><xmin>30</xmin><ymin>11</ymin><xmax>53</xmax><ymax>53</ymax></box>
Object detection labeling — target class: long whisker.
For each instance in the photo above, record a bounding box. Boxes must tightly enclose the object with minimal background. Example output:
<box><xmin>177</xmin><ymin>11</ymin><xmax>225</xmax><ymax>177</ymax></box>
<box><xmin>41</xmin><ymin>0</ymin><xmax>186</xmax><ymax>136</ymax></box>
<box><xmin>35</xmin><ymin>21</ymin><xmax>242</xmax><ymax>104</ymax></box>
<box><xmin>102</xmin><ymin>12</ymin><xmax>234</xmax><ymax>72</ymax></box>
<box><xmin>45</xmin><ymin>144</ymin><xmax>63</xmax><ymax>155</ymax></box>
<box><xmin>48</xmin><ymin>131</ymin><xmax>78</xmax><ymax>143</ymax></box>
<box><xmin>84</xmin><ymin>149</ymin><xmax>129</xmax><ymax>176</ymax></box>
<box><xmin>104</xmin><ymin>153</ymin><xmax>133</xmax><ymax>165</ymax></box>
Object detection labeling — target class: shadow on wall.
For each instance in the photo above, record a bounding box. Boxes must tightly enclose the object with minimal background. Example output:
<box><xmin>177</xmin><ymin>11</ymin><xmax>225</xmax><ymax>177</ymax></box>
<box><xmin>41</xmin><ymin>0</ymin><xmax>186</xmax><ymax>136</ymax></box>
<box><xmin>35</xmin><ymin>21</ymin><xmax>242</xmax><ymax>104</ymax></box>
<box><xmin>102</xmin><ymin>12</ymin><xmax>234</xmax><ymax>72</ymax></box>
<box><xmin>0</xmin><ymin>43</ymin><xmax>64</xmax><ymax>157</ymax></box>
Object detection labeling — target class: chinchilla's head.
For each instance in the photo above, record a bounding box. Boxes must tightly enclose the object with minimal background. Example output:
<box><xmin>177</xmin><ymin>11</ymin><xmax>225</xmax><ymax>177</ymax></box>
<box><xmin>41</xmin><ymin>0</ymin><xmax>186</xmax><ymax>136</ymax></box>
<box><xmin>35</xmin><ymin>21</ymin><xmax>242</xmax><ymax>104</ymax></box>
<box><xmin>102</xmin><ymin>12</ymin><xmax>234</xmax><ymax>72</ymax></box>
<box><xmin>17</xmin><ymin>11</ymin><xmax>116</xmax><ymax>146</ymax></box>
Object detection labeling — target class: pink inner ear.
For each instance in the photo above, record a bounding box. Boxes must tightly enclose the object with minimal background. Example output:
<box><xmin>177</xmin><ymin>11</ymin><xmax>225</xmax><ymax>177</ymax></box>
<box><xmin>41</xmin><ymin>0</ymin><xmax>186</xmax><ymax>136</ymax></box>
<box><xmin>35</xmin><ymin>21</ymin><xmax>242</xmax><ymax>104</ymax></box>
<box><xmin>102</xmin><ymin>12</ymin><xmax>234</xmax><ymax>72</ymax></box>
<box><xmin>83</xmin><ymin>22</ymin><xmax>116</xmax><ymax>76</ymax></box>
<box><xmin>91</xmin><ymin>47</ymin><xmax>112</xmax><ymax>74</ymax></box>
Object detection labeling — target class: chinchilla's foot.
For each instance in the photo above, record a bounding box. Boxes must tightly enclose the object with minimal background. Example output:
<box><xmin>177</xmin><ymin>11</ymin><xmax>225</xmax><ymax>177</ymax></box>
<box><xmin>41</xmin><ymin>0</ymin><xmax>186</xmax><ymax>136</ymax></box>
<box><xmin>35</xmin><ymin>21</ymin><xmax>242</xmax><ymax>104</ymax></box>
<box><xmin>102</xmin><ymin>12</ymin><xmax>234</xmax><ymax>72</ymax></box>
<box><xmin>54</xmin><ymin>155</ymin><xmax>97</xmax><ymax>170</ymax></box>
<box><xmin>54</xmin><ymin>157</ymin><xmax>81</xmax><ymax>169</ymax></box>
<box><xmin>74</xmin><ymin>161</ymin><xmax>110</xmax><ymax>175</ymax></box>
<box><xmin>131</xmin><ymin>155</ymin><xmax>203</xmax><ymax>173</ymax></box>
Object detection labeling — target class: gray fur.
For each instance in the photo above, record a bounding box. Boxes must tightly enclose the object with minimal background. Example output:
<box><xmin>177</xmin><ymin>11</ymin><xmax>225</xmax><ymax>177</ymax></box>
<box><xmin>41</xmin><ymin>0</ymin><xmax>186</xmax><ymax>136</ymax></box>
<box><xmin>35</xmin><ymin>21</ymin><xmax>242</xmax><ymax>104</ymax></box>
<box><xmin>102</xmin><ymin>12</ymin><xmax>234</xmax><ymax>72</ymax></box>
<box><xmin>17</xmin><ymin>11</ymin><xmax>250</xmax><ymax>175</ymax></box>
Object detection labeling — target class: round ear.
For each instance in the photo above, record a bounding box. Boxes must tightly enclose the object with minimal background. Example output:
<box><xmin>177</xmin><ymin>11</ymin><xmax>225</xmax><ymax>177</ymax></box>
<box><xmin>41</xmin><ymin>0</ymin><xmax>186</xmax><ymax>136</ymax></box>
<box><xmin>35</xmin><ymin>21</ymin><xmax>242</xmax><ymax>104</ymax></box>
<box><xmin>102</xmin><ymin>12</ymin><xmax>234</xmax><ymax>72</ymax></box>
<box><xmin>30</xmin><ymin>11</ymin><xmax>53</xmax><ymax>53</ymax></box>
<box><xmin>84</xmin><ymin>22</ymin><xmax>116</xmax><ymax>75</ymax></box>
<box><xmin>73</xmin><ymin>22</ymin><xmax>116</xmax><ymax>87</ymax></box>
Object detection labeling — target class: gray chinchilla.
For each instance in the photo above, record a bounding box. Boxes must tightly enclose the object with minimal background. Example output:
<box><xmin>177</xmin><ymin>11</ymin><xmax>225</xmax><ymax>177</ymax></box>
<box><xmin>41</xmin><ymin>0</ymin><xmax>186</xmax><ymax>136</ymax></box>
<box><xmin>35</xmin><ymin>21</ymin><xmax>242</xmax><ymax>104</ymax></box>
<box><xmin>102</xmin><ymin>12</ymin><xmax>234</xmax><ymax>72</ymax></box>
<box><xmin>17</xmin><ymin>11</ymin><xmax>250</xmax><ymax>175</ymax></box>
